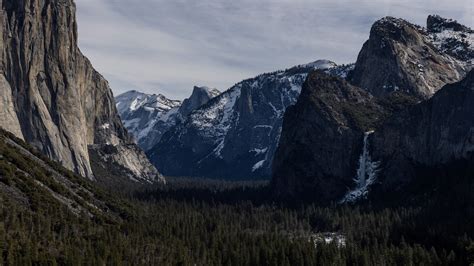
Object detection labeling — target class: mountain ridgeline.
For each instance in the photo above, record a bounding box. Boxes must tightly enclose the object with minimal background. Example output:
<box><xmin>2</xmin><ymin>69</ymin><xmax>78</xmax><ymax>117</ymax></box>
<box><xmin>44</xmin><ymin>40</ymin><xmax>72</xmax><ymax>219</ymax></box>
<box><xmin>272</xmin><ymin>15</ymin><xmax>473</xmax><ymax>204</ymax></box>
<box><xmin>115</xmin><ymin>86</ymin><xmax>220</xmax><ymax>151</ymax></box>
<box><xmin>0</xmin><ymin>0</ymin><xmax>163</xmax><ymax>183</ymax></box>
<box><xmin>148</xmin><ymin>60</ymin><xmax>352</xmax><ymax>179</ymax></box>
<box><xmin>130</xmin><ymin>15</ymin><xmax>472</xmax><ymax>185</ymax></box>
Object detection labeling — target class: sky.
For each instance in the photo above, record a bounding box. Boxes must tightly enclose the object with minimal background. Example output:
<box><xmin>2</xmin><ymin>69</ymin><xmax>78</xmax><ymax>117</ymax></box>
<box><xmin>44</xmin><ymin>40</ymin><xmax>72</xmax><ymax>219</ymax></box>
<box><xmin>75</xmin><ymin>0</ymin><xmax>473</xmax><ymax>100</ymax></box>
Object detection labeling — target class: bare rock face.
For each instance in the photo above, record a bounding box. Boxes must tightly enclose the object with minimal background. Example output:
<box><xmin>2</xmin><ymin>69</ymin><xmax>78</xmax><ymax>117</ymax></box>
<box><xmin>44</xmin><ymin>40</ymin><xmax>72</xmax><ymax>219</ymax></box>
<box><xmin>372</xmin><ymin>69</ymin><xmax>474</xmax><ymax>191</ymax></box>
<box><xmin>0</xmin><ymin>75</ymin><xmax>23</xmax><ymax>139</ymax></box>
<box><xmin>0</xmin><ymin>0</ymin><xmax>163</xmax><ymax>183</ymax></box>
<box><xmin>350</xmin><ymin>17</ymin><xmax>470</xmax><ymax>99</ymax></box>
<box><xmin>178</xmin><ymin>86</ymin><xmax>221</xmax><ymax>117</ymax></box>
<box><xmin>271</xmin><ymin>71</ymin><xmax>386</xmax><ymax>202</ymax></box>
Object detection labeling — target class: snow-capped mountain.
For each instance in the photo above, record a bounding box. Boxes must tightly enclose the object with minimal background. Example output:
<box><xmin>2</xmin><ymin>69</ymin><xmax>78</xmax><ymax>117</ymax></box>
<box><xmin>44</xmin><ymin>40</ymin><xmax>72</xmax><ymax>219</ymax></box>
<box><xmin>115</xmin><ymin>87</ymin><xmax>220</xmax><ymax>150</ymax></box>
<box><xmin>148</xmin><ymin>60</ymin><xmax>353</xmax><ymax>179</ymax></box>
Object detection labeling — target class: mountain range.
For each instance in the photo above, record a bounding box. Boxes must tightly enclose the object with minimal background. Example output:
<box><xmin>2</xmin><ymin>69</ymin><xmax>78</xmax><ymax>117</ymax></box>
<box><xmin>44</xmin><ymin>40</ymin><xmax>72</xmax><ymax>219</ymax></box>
<box><xmin>126</xmin><ymin>15</ymin><xmax>472</xmax><ymax>184</ymax></box>
<box><xmin>115</xmin><ymin>86</ymin><xmax>220</xmax><ymax>151</ymax></box>
<box><xmin>149</xmin><ymin>60</ymin><xmax>353</xmax><ymax>179</ymax></box>
<box><xmin>0</xmin><ymin>0</ymin><xmax>473</xmax><ymax>262</ymax></box>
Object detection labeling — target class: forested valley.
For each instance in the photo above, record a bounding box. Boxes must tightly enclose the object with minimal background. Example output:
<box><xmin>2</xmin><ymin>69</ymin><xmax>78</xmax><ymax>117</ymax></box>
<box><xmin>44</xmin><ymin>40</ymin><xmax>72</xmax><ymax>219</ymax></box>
<box><xmin>0</xmin><ymin>129</ymin><xmax>471</xmax><ymax>265</ymax></box>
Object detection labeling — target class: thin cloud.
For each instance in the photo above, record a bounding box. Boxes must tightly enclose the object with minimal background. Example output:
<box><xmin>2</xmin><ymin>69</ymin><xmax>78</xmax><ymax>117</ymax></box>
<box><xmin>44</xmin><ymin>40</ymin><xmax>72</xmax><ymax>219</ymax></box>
<box><xmin>75</xmin><ymin>0</ymin><xmax>473</xmax><ymax>99</ymax></box>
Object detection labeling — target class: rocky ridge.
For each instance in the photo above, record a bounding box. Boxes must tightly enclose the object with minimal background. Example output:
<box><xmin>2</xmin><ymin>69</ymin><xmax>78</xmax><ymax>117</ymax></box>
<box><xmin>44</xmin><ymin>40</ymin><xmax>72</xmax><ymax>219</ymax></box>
<box><xmin>115</xmin><ymin>86</ymin><xmax>220</xmax><ymax>151</ymax></box>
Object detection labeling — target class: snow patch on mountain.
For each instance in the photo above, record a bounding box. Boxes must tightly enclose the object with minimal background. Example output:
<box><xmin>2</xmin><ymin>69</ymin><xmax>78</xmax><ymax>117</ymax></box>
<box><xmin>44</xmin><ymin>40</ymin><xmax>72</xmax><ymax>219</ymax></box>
<box><xmin>426</xmin><ymin>15</ymin><xmax>473</xmax><ymax>65</ymax></box>
<box><xmin>252</xmin><ymin>160</ymin><xmax>265</xmax><ymax>172</ymax></box>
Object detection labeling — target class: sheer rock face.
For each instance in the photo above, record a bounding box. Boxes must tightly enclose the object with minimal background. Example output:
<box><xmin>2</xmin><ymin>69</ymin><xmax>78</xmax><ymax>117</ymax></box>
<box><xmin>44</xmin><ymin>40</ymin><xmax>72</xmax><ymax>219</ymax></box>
<box><xmin>271</xmin><ymin>71</ymin><xmax>385</xmax><ymax>202</ymax></box>
<box><xmin>272</xmin><ymin>69</ymin><xmax>473</xmax><ymax>204</ymax></box>
<box><xmin>178</xmin><ymin>86</ymin><xmax>221</xmax><ymax>117</ymax></box>
<box><xmin>0</xmin><ymin>0</ymin><xmax>163</xmax><ymax>183</ymax></box>
<box><xmin>350</xmin><ymin>17</ymin><xmax>470</xmax><ymax>99</ymax></box>
<box><xmin>372</xmin><ymin>70</ymin><xmax>474</xmax><ymax>189</ymax></box>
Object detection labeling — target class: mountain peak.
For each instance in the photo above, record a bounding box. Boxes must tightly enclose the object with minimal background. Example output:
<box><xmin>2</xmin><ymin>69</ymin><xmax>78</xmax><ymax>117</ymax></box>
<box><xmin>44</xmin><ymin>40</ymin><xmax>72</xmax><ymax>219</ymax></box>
<box><xmin>369</xmin><ymin>16</ymin><xmax>421</xmax><ymax>44</ymax></box>
<box><xmin>192</xmin><ymin>86</ymin><xmax>221</xmax><ymax>99</ymax></box>
<box><xmin>301</xmin><ymin>60</ymin><xmax>337</xmax><ymax>70</ymax></box>
<box><xmin>179</xmin><ymin>86</ymin><xmax>221</xmax><ymax>117</ymax></box>
<box><xmin>350</xmin><ymin>15</ymin><xmax>470</xmax><ymax>98</ymax></box>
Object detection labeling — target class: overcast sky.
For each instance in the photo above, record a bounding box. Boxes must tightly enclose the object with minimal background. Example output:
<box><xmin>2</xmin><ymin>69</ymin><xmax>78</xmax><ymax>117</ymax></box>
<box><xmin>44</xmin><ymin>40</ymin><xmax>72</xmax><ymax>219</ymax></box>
<box><xmin>75</xmin><ymin>0</ymin><xmax>473</xmax><ymax>99</ymax></box>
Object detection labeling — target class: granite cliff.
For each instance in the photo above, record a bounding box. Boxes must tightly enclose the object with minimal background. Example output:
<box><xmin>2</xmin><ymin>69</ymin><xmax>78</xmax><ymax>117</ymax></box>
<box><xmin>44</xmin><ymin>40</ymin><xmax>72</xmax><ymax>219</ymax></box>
<box><xmin>0</xmin><ymin>0</ymin><xmax>163</xmax><ymax>183</ymax></box>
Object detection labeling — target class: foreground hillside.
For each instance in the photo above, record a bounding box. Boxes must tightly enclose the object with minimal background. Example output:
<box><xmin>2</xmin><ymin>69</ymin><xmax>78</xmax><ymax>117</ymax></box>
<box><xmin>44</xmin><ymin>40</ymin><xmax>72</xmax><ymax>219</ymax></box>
<box><xmin>0</xmin><ymin>129</ymin><xmax>473</xmax><ymax>264</ymax></box>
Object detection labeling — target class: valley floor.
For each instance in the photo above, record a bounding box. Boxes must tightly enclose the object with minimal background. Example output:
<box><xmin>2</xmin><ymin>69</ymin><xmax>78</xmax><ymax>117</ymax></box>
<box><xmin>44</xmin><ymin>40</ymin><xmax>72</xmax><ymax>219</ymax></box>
<box><xmin>0</xmin><ymin>173</ymin><xmax>473</xmax><ymax>265</ymax></box>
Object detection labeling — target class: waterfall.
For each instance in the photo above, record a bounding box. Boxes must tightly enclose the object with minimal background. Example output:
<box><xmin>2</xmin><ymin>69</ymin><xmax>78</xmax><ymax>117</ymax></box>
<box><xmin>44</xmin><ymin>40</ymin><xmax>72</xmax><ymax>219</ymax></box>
<box><xmin>341</xmin><ymin>131</ymin><xmax>380</xmax><ymax>203</ymax></box>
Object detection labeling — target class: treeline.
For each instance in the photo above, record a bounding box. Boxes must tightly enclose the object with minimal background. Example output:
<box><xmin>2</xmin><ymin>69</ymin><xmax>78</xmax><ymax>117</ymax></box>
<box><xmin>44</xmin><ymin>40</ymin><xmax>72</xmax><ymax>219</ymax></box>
<box><xmin>1</xmin><ymin>183</ymin><xmax>473</xmax><ymax>265</ymax></box>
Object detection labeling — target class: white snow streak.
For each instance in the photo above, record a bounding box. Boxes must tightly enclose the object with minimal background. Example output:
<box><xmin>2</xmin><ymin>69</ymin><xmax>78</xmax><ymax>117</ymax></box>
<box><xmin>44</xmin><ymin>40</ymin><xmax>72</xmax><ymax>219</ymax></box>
<box><xmin>341</xmin><ymin>131</ymin><xmax>380</xmax><ymax>203</ymax></box>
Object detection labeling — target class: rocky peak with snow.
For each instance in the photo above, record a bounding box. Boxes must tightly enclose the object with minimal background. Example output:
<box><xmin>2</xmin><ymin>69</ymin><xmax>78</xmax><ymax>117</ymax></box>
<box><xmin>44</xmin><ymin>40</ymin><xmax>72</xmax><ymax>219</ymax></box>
<box><xmin>178</xmin><ymin>86</ymin><xmax>221</xmax><ymax>117</ymax></box>
<box><xmin>116</xmin><ymin>90</ymin><xmax>181</xmax><ymax>117</ymax></box>
<box><xmin>427</xmin><ymin>15</ymin><xmax>472</xmax><ymax>34</ymax></box>
<box><xmin>426</xmin><ymin>15</ymin><xmax>473</xmax><ymax>63</ymax></box>
<box><xmin>350</xmin><ymin>15</ymin><xmax>471</xmax><ymax>99</ymax></box>
<box><xmin>115</xmin><ymin>87</ymin><xmax>220</xmax><ymax>151</ymax></box>
<box><xmin>300</xmin><ymin>60</ymin><xmax>338</xmax><ymax>70</ymax></box>
<box><xmin>148</xmin><ymin>60</ymin><xmax>346</xmax><ymax>179</ymax></box>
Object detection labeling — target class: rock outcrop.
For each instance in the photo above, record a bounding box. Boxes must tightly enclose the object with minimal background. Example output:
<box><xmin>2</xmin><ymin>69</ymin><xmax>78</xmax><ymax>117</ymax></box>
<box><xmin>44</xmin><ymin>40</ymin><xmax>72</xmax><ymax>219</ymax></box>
<box><xmin>178</xmin><ymin>86</ymin><xmax>221</xmax><ymax>117</ymax></box>
<box><xmin>0</xmin><ymin>0</ymin><xmax>163</xmax><ymax>183</ymax></box>
<box><xmin>350</xmin><ymin>16</ymin><xmax>471</xmax><ymax>98</ymax></box>
<box><xmin>271</xmin><ymin>71</ymin><xmax>385</xmax><ymax>202</ymax></box>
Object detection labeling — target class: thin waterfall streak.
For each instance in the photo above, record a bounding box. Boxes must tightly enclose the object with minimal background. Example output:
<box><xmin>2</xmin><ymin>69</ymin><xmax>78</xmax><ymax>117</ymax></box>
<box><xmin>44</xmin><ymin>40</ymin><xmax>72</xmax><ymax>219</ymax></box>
<box><xmin>341</xmin><ymin>131</ymin><xmax>380</xmax><ymax>203</ymax></box>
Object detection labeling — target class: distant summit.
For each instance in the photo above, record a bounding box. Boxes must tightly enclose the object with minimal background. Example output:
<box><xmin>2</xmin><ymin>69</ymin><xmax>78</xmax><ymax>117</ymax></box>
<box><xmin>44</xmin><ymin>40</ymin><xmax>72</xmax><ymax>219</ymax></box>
<box><xmin>115</xmin><ymin>86</ymin><xmax>220</xmax><ymax>150</ymax></box>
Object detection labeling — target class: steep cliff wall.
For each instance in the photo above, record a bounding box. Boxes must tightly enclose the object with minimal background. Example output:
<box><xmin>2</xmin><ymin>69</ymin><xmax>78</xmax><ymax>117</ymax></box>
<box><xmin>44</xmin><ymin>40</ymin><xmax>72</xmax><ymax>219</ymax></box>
<box><xmin>0</xmin><ymin>0</ymin><xmax>163</xmax><ymax>183</ymax></box>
